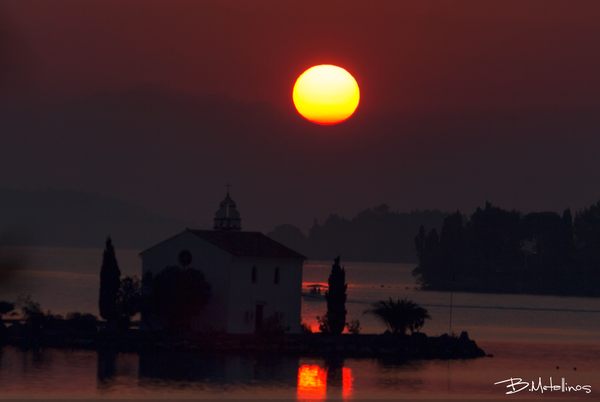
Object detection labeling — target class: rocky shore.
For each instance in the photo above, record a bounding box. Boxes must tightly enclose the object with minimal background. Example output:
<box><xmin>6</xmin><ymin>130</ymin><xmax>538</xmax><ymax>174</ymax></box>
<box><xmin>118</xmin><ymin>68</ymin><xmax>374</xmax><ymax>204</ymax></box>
<box><xmin>1</xmin><ymin>322</ymin><xmax>486</xmax><ymax>360</ymax></box>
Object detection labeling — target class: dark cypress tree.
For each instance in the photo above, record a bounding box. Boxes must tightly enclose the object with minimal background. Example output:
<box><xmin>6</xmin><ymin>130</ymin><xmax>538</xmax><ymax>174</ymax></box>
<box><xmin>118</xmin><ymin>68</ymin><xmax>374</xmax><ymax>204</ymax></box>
<box><xmin>324</xmin><ymin>256</ymin><xmax>347</xmax><ymax>335</ymax></box>
<box><xmin>99</xmin><ymin>236</ymin><xmax>121</xmax><ymax>322</ymax></box>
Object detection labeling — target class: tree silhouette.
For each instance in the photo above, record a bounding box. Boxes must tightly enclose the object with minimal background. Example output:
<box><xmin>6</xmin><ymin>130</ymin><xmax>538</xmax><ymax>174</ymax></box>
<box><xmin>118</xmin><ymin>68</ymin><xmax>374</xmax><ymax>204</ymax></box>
<box><xmin>412</xmin><ymin>200</ymin><xmax>600</xmax><ymax>297</ymax></box>
<box><xmin>561</xmin><ymin>208</ymin><xmax>576</xmax><ymax>274</ymax></box>
<box><xmin>0</xmin><ymin>301</ymin><xmax>14</xmax><ymax>324</ymax></box>
<box><xmin>65</xmin><ymin>312</ymin><xmax>98</xmax><ymax>332</ymax></box>
<box><xmin>16</xmin><ymin>294</ymin><xmax>45</xmax><ymax>330</ymax></box>
<box><xmin>414</xmin><ymin>202</ymin><xmax>525</xmax><ymax>293</ymax></box>
<box><xmin>144</xmin><ymin>266</ymin><xmax>211</xmax><ymax>330</ymax></box>
<box><xmin>323</xmin><ymin>256</ymin><xmax>347</xmax><ymax>335</ymax></box>
<box><xmin>99</xmin><ymin>237</ymin><xmax>121</xmax><ymax>322</ymax></box>
<box><xmin>439</xmin><ymin>211</ymin><xmax>465</xmax><ymax>283</ymax></box>
<box><xmin>573</xmin><ymin>201</ymin><xmax>600</xmax><ymax>293</ymax></box>
<box><xmin>115</xmin><ymin>276</ymin><xmax>142</xmax><ymax>329</ymax></box>
<box><xmin>0</xmin><ymin>301</ymin><xmax>14</xmax><ymax>316</ymax></box>
<box><xmin>522</xmin><ymin>211</ymin><xmax>570</xmax><ymax>292</ymax></box>
<box><xmin>364</xmin><ymin>297</ymin><xmax>431</xmax><ymax>335</ymax></box>
<box><xmin>412</xmin><ymin>227</ymin><xmax>441</xmax><ymax>289</ymax></box>
<box><xmin>469</xmin><ymin>202</ymin><xmax>523</xmax><ymax>282</ymax></box>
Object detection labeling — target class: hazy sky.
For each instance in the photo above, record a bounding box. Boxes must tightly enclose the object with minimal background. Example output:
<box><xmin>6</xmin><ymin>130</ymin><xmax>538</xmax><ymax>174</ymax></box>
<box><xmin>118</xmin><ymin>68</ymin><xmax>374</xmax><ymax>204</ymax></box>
<box><xmin>1</xmin><ymin>1</ymin><xmax>600</xmax><ymax>233</ymax></box>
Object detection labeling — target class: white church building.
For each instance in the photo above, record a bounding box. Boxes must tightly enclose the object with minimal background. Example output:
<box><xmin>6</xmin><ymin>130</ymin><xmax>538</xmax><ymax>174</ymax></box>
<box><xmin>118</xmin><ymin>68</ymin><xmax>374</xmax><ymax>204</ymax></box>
<box><xmin>139</xmin><ymin>192</ymin><xmax>306</xmax><ymax>334</ymax></box>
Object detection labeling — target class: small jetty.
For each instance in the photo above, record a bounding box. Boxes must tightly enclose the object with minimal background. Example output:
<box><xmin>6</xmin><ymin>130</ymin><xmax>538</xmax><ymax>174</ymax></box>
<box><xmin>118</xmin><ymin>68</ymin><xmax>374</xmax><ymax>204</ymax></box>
<box><xmin>301</xmin><ymin>284</ymin><xmax>327</xmax><ymax>301</ymax></box>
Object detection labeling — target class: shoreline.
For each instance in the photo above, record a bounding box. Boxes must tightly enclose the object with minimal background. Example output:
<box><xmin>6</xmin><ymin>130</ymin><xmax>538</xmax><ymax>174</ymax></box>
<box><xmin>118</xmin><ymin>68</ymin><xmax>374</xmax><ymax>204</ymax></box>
<box><xmin>1</xmin><ymin>326</ymin><xmax>487</xmax><ymax>360</ymax></box>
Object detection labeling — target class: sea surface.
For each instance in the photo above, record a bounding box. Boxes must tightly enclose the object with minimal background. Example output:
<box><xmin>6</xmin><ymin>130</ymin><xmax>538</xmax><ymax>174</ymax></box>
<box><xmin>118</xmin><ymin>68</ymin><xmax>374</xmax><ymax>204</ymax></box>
<box><xmin>0</xmin><ymin>246</ymin><xmax>599</xmax><ymax>399</ymax></box>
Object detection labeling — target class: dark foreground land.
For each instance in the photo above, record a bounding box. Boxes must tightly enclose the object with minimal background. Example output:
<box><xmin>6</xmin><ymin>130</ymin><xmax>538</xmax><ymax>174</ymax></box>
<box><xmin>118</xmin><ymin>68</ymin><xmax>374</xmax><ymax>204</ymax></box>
<box><xmin>0</xmin><ymin>323</ymin><xmax>486</xmax><ymax>360</ymax></box>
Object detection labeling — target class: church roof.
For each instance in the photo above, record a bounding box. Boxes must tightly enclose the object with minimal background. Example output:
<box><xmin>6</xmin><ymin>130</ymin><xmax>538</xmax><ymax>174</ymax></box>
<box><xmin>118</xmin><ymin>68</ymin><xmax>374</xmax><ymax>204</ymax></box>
<box><xmin>187</xmin><ymin>229</ymin><xmax>306</xmax><ymax>259</ymax></box>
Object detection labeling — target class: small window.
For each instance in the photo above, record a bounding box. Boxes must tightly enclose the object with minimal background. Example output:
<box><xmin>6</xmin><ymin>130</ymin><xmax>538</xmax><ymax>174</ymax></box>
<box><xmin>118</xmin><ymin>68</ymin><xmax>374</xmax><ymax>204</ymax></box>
<box><xmin>274</xmin><ymin>267</ymin><xmax>280</xmax><ymax>284</ymax></box>
<box><xmin>251</xmin><ymin>266</ymin><xmax>257</xmax><ymax>283</ymax></box>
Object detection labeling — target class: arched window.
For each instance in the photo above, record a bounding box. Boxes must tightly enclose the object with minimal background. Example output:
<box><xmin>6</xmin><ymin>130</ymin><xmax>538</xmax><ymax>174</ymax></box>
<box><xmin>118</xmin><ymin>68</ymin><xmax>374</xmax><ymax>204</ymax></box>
<box><xmin>274</xmin><ymin>267</ymin><xmax>280</xmax><ymax>284</ymax></box>
<box><xmin>251</xmin><ymin>266</ymin><xmax>257</xmax><ymax>283</ymax></box>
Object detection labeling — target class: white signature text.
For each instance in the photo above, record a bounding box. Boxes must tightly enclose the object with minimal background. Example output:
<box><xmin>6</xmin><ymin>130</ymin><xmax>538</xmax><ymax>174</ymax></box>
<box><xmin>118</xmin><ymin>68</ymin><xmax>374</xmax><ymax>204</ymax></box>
<box><xmin>495</xmin><ymin>377</ymin><xmax>591</xmax><ymax>394</ymax></box>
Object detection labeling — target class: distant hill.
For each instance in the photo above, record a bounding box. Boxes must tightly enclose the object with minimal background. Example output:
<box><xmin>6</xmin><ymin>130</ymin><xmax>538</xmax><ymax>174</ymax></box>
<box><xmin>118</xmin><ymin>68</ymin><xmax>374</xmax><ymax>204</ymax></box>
<box><xmin>0</xmin><ymin>187</ymin><xmax>451</xmax><ymax>261</ymax></box>
<box><xmin>0</xmin><ymin>188</ymin><xmax>201</xmax><ymax>249</ymax></box>
<box><xmin>267</xmin><ymin>205</ymin><xmax>452</xmax><ymax>263</ymax></box>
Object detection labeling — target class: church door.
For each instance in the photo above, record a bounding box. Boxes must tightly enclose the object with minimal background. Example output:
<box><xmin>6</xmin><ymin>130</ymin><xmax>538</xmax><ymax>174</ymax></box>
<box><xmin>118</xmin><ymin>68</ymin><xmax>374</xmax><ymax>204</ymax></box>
<box><xmin>255</xmin><ymin>304</ymin><xmax>264</xmax><ymax>331</ymax></box>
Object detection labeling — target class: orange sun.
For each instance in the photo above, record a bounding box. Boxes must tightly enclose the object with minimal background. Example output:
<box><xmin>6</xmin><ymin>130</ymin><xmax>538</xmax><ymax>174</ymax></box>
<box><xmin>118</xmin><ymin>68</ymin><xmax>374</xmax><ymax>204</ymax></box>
<box><xmin>293</xmin><ymin>64</ymin><xmax>360</xmax><ymax>125</ymax></box>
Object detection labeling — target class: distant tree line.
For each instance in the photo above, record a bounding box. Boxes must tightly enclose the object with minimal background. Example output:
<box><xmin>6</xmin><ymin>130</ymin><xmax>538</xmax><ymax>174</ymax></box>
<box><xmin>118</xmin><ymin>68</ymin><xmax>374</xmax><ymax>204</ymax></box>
<box><xmin>413</xmin><ymin>201</ymin><xmax>600</xmax><ymax>297</ymax></box>
<box><xmin>268</xmin><ymin>205</ymin><xmax>451</xmax><ymax>263</ymax></box>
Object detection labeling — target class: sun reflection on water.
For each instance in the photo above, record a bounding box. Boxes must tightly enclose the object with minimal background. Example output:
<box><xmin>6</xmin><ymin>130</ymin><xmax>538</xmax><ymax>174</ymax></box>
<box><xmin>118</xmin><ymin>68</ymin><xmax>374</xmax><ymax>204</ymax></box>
<box><xmin>298</xmin><ymin>365</ymin><xmax>328</xmax><ymax>398</ymax></box>
<box><xmin>297</xmin><ymin>364</ymin><xmax>354</xmax><ymax>399</ymax></box>
<box><xmin>342</xmin><ymin>367</ymin><xmax>354</xmax><ymax>397</ymax></box>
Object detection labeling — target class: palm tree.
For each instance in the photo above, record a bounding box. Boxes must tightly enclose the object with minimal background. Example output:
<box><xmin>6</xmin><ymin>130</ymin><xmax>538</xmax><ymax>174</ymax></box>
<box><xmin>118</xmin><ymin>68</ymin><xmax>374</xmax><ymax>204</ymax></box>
<box><xmin>408</xmin><ymin>304</ymin><xmax>430</xmax><ymax>333</ymax></box>
<box><xmin>364</xmin><ymin>298</ymin><xmax>431</xmax><ymax>335</ymax></box>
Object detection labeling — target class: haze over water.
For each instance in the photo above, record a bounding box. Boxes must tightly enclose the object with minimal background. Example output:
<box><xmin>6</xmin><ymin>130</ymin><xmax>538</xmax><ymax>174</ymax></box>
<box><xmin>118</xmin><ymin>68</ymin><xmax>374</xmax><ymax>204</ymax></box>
<box><xmin>1</xmin><ymin>246</ymin><xmax>599</xmax><ymax>398</ymax></box>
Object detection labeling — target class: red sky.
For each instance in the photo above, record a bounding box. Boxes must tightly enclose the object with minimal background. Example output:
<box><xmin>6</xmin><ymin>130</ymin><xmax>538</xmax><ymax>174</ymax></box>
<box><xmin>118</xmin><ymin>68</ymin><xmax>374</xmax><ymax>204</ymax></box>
<box><xmin>4</xmin><ymin>1</ymin><xmax>600</xmax><ymax>112</ymax></box>
<box><xmin>1</xmin><ymin>1</ymin><xmax>600</xmax><ymax>232</ymax></box>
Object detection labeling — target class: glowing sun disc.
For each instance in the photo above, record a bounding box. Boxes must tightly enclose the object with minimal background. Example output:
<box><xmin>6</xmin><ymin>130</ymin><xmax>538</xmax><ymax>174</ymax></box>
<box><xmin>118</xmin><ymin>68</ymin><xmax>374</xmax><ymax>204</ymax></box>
<box><xmin>293</xmin><ymin>64</ymin><xmax>360</xmax><ymax>125</ymax></box>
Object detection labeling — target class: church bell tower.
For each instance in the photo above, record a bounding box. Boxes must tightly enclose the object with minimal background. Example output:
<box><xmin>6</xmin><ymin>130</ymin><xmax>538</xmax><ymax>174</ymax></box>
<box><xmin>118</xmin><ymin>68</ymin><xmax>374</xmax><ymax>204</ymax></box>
<box><xmin>213</xmin><ymin>189</ymin><xmax>242</xmax><ymax>231</ymax></box>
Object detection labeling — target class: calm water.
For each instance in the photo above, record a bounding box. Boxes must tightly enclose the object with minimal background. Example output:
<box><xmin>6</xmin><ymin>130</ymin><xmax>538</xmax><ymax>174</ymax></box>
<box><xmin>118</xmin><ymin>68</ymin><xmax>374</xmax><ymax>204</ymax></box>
<box><xmin>1</xmin><ymin>246</ymin><xmax>599</xmax><ymax>399</ymax></box>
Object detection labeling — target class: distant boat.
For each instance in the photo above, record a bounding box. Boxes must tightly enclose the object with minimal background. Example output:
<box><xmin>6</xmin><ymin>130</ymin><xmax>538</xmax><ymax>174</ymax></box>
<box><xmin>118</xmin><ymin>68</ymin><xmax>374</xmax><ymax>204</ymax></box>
<box><xmin>302</xmin><ymin>284</ymin><xmax>327</xmax><ymax>301</ymax></box>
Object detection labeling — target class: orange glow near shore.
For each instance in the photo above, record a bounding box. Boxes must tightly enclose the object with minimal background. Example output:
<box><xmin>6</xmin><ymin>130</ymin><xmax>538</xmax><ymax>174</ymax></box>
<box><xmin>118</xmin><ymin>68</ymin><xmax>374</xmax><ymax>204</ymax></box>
<box><xmin>293</xmin><ymin>65</ymin><xmax>360</xmax><ymax>125</ymax></box>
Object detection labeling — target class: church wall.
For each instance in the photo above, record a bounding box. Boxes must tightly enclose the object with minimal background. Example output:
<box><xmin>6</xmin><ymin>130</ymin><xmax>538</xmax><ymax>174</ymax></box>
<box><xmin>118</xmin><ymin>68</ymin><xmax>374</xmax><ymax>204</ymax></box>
<box><xmin>140</xmin><ymin>230</ymin><xmax>232</xmax><ymax>332</ymax></box>
<box><xmin>228</xmin><ymin>258</ymin><xmax>303</xmax><ymax>334</ymax></box>
<box><xmin>277</xmin><ymin>259</ymin><xmax>303</xmax><ymax>334</ymax></box>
